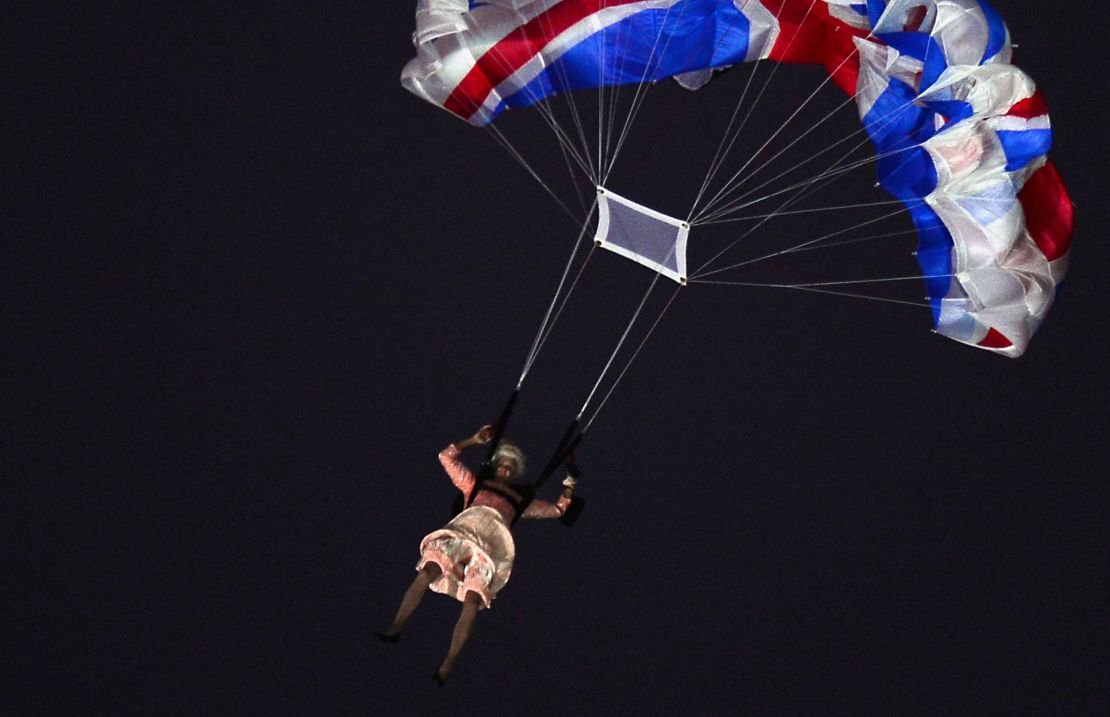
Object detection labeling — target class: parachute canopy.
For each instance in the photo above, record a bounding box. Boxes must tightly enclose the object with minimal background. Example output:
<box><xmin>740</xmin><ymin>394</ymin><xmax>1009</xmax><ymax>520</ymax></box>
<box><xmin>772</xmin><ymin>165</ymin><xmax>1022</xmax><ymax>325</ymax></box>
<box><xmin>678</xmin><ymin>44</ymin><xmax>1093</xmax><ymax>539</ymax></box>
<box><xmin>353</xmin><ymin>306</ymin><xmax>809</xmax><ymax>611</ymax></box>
<box><xmin>402</xmin><ymin>0</ymin><xmax>1074</xmax><ymax>357</ymax></box>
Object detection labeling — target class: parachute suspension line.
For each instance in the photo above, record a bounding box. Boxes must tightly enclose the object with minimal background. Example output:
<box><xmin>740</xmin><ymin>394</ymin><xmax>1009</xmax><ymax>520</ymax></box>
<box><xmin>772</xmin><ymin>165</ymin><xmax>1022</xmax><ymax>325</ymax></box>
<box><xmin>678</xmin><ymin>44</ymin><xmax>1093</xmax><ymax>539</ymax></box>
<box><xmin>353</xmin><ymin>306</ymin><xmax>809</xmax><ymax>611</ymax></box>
<box><xmin>577</xmin><ymin>269</ymin><xmax>664</xmax><ymax>420</ymax></box>
<box><xmin>689</xmin><ymin>225</ymin><xmax>919</xmax><ymax>264</ymax></box>
<box><xmin>689</xmin><ymin>0</ymin><xmax>831</xmax><ymax>219</ymax></box>
<box><xmin>556</xmin><ymin>126</ymin><xmax>592</xmax><ymax>217</ymax></box>
<box><xmin>695</xmin><ymin>87</ymin><xmax>939</xmax><ymax>223</ymax></box>
<box><xmin>532</xmin><ymin>55</ymin><xmax>594</xmax><ymax>213</ymax></box>
<box><xmin>523</xmin><ymin>55</ymin><xmax>594</xmax><ymax>212</ymax></box>
<box><xmin>517</xmin><ymin>11</ymin><xmax>590</xmax><ymax>183</ymax></box>
<box><xmin>699</xmin><ymin>132</ymin><xmax>928</xmax><ymax>224</ymax></box>
<box><xmin>689</xmin><ymin>90</ymin><xmax>940</xmax><ymax>270</ymax></box>
<box><xmin>485</xmin><ymin>124</ymin><xmax>582</xmax><ymax>224</ymax></box>
<box><xmin>698</xmin><ymin>130</ymin><xmax>906</xmax><ymax>223</ymax></box>
<box><xmin>688</xmin><ymin>279</ymin><xmax>935</xmax><ymax>309</ymax></box>
<box><xmin>607</xmin><ymin>4</ymin><xmax>746</xmax><ymax>182</ymax></box>
<box><xmin>693</xmin><ymin>80</ymin><xmax>855</xmax><ymax>222</ymax></box>
<box><xmin>701</xmin><ymin>159</ymin><xmax>927</xmax><ymax>273</ymax></box>
<box><xmin>604</xmin><ymin>0</ymin><xmax>691</xmax><ymax>183</ymax></box>
<box><xmin>693</xmin><ymin>143</ymin><xmax>911</xmax><ymax>224</ymax></box>
<box><xmin>549</xmin><ymin>117</ymin><xmax>594</xmax><ymax>216</ymax></box>
<box><xmin>692</xmin><ymin>44</ymin><xmax>963</xmax><ymax>227</ymax></box>
<box><xmin>603</xmin><ymin>7</ymin><xmax>661</xmax><ymax>176</ymax></box>
<box><xmin>692</xmin><ymin>203</ymin><xmax>920</xmax><ymax>279</ymax></box>
<box><xmin>699</xmin><ymin>66</ymin><xmax>960</xmax><ymax>224</ymax></box>
<box><xmin>693</xmin><ymin>60</ymin><xmax>875</xmax><ymax>223</ymax></box>
<box><xmin>498</xmin><ymin>48</ymin><xmax>592</xmax><ymax>214</ymax></box>
<box><xmin>528</xmin><ymin>243</ymin><xmax>599</xmax><ymax>378</ymax></box>
<box><xmin>750</xmin><ymin>21</ymin><xmax>941</xmax><ymax>213</ymax></box>
<box><xmin>690</xmin><ymin>144</ymin><xmax>885</xmax><ymax>275</ymax></box>
<box><xmin>550</xmin><ymin>118</ymin><xmax>598</xmax><ymax>187</ymax></box>
<box><xmin>584</xmin><ymin>284</ymin><xmax>682</xmax><ymax>433</ymax></box>
<box><xmin>688</xmin><ymin>56</ymin><xmax>768</xmax><ymax>221</ymax></box>
<box><xmin>518</xmin><ymin>200</ymin><xmax>599</xmax><ymax>386</ymax></box>
<box><xmin>598</xmin><ymin>0</ymin><xmax>607</xmax><ymax>183</ymax></box>
<box><xmin>480</xmin><ymin>45</ymin><xmax>597</xmax><ymax>184</ymax></box>
<box><xmin>700</xmin><ymin>273</ymin><xmax>954</xmax><ymax>288</ymax></box>
<box><xmin>603</xmin><ymin>51</ymin><xmax>621</xmax><ymax>176</ymax></box>
<box><xmin>686</xmin><ymin>0</ymin><xmax>808</xmax><ymax>212</ymax></box>
<box><xmin>697</xmin><ymin>198</ymin><xmax>910</xmax><ymax>224</ymax></box>
<box><xmin>563</xmin><ymin>66</ymin><xmax>600</xmax><ymax>183</ymax></box>
<box><xmin>525</xmin><ymin>76</ymin><xmax>588</xmax><ymax>177</ymax></box>
<box><xmin>694</xmin><ymin>90</ymin><xmax>861</xmax><ymax>221</ymax></box>
<box><xmin>486</xmin><ymin>76</ymin><xmax>593</xmax><ymax>184</ymax></box>
<box><xmin>718</xmin><ymin>26</ymin><xmax>946</xmax><ymax>288</ymax></box>
<box><xmin>541</xmin><ymin>111</ymin><xmax>598</xmax><ymax>183</ymax></box>
<box><xmin>603</xmin><ymin>7</ymin><xmax>634</xmax><ymax>175</ymax></box>
<box><xmin>535</xmin><ymin>7</ymin><xmax>599</xmax><ymax>183</ymax></box>
<box><xmin>687</xmin><ymin>232</ymin><xmax>920</xmax><ymax>304</ymax></box>
<box><xmin>705</xmin><ymin>127</ymin><xmax>932</xmax><ymax>245</ymax></box>
<box><xmin>567</xmin><ymin>76</ymin><xmax>600</xmax><ymax>183</ymax></box>
<box><xmin>781</xmin><ymin>227</ymin><xmax>919</xmax><ymax>253</ymax></box>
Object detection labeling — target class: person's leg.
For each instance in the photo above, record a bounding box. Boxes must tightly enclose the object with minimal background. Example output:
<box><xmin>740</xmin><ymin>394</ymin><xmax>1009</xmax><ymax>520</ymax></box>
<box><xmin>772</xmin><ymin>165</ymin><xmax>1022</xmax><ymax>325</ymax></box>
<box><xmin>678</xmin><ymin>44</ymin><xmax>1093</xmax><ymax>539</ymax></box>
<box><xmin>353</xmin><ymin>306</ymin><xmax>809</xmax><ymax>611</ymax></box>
<box><xmin>378</xmin><ymin>562</ymin><xmax>442</xmax><ymax>640</ymax></box>
<box><xmin>434</xmin><ymin>590</ymin><xmax>483</xmax><ymax>683</ymax></box>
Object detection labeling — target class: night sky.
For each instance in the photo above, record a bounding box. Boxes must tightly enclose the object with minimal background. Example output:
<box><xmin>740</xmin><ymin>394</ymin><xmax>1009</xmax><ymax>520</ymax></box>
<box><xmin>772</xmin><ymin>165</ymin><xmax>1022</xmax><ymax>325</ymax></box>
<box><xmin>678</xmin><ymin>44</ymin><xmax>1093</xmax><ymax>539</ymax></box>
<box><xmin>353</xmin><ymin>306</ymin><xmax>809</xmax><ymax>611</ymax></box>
<box><xmin>10</xmin><ymin>2</ymin><xmax>1109</xmax><ymax>714</ymax></box>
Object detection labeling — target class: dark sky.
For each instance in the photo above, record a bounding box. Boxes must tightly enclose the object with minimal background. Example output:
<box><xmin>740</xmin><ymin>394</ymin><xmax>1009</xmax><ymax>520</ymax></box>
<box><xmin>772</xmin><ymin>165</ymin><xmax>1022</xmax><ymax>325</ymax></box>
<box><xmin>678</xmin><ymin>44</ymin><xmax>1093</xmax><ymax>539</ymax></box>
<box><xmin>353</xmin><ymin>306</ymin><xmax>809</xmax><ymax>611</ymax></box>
<box><xmin>10</xmin><ymin>2</ymin><xmax>1109</xmax><ymax>713</ymax></box>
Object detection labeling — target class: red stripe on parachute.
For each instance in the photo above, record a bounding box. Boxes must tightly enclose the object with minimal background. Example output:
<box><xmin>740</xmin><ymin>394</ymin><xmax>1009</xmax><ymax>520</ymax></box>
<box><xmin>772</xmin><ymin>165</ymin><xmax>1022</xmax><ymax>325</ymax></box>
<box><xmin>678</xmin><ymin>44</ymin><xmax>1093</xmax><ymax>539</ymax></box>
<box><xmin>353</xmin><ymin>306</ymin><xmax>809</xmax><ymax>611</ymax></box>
<box><xmin>1019</xmin><ymin>161</ymin><xmax>1073</xmax><ymax>263</ymax></box>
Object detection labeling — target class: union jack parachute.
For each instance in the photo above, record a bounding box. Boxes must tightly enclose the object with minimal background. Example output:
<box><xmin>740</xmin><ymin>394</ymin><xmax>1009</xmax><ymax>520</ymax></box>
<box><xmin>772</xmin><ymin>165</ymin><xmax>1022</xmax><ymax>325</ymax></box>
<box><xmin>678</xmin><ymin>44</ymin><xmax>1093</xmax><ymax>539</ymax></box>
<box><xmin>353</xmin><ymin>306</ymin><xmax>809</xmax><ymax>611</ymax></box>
<box><xmin>402</xmin><ymin>0</ymin><xmax>1073</xmax><ymax>357</ymax></box>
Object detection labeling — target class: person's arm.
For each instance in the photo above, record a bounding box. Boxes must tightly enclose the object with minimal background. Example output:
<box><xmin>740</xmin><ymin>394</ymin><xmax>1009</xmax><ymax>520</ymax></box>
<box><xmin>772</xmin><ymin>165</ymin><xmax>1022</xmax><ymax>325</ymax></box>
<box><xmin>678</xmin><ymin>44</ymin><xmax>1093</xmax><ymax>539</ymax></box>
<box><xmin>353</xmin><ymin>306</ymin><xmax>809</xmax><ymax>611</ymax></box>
<box><xmin>438</xmin><ymin>425</ymin><xmax>493</xmax><ymax>495</ymax></box>
<box><xmin>453</xmin><ymin>425</ymin><xmax>492</xmax><ymax>452</ymax></box>
<box><xmin>520</xmin><ymin>476</ymin><xmax>576</xmax><ymax>519</ymax></box>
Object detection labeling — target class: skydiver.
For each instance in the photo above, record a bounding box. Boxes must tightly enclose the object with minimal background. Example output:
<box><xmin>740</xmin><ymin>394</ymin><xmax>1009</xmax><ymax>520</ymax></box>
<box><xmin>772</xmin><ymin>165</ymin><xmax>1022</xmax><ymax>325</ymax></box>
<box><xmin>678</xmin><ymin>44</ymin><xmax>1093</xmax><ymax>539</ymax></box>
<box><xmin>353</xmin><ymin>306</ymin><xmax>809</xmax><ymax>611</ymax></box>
<box><xmin>376</xmin><ymin>424</ymin><xmax>577</xmax><ymax>685</ymax></box>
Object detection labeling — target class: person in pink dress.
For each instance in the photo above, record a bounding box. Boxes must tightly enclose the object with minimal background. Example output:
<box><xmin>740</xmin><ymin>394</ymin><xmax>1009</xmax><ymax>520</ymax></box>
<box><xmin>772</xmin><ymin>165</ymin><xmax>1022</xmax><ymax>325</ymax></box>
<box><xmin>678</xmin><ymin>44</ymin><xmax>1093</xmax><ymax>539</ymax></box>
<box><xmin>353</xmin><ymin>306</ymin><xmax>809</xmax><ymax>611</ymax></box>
<box><xmin>377</xmin><ymin>425</ymin><xmax>576</xmax><ymax>684</ymax></box>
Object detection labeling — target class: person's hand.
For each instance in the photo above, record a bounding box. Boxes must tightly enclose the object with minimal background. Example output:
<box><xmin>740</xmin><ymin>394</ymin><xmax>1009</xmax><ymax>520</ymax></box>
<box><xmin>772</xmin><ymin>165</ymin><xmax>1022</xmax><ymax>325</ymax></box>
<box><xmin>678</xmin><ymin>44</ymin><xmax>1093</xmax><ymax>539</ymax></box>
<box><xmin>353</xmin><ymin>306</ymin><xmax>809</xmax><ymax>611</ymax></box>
<box><xmin>473</xmin><ymin>425</ymin><xmax>494</xmax><ymax>445</ymax></box>
<box><xmin>562</xmin><ymin>475</ymin><xmax>577</xmax><ymax>491</ymax></box>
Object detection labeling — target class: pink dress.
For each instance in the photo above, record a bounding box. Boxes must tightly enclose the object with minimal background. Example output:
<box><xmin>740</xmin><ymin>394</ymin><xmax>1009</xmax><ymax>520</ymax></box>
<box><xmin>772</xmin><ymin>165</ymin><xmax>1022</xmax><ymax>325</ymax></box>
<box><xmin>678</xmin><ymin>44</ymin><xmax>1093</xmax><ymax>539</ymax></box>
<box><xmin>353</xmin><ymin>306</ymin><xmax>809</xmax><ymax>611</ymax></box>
<box><xmin>417</xmin><ymin>444</ymin><xmax>570</xmax><ymax>608</ymax></box>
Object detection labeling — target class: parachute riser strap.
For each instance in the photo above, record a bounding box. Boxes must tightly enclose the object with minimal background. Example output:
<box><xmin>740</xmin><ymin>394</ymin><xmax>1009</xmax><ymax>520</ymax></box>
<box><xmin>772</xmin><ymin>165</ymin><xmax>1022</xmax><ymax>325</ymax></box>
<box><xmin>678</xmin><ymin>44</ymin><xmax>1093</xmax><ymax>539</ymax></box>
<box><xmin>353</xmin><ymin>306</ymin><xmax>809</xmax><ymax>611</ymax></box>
<box><xmin>483</xmin><ymin>388</ymin><xmax>519</xmax><ymax>464</ymax></box>
<box><xmin>467</xmin><ymin>388</ymin><xmax>520</xmax><ymax>509</ymax></box>
<box><xmin>535</xmin><ymin>419</ymin><xmax>581</xmax><ymax>491</ymax></box>
<box><xmin>510</xmin><ymin>419</ymin><xmax>584</xmax><ymax>524</ymax></box>
<box><xmin>538</xmin><ymin>430</ymin><xmax>583</xmax><ymax>490</ymax></box>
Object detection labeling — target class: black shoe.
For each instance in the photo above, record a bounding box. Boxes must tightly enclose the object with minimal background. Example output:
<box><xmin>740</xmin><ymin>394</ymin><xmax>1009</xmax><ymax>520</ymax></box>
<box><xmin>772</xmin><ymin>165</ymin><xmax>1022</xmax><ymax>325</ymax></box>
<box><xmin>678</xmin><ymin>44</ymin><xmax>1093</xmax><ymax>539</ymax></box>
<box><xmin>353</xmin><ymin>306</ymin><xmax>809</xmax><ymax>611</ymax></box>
<box><xmin>432</xmin><ymin>671</ymin><xmax>447</xmax><ymax>687</ymax></box>
<box><xmin>374</xmin><ymin>631</ymin><xmax>400</xmax><ymax>644</ymax></box>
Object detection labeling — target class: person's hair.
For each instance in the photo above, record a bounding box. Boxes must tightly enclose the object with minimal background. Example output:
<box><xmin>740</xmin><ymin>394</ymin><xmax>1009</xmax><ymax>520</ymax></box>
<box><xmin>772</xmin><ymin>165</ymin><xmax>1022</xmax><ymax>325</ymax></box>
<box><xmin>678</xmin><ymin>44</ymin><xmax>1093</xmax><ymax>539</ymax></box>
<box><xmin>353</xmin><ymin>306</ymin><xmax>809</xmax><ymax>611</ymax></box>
<box><xmin>492</xmin><ymin>442</ymin><xmax>526</xmax><ymax>478</ymax></box>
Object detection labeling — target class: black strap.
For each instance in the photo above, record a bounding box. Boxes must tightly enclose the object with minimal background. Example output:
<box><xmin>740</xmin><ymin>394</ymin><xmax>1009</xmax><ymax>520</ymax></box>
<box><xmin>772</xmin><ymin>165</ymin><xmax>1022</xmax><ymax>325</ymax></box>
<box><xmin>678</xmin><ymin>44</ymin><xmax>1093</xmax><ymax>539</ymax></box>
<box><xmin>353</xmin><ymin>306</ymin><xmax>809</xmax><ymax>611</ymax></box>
<box><xmin>466</xmin><ymin>389</ymin><xmax>520</xmax><ymax>510</ymax></box>
<box><xmin>512</xmin><ymin>419</ymin><xmax>585</xmax><ymax>520</ymax></box>
<box><xmin>535</xmin><ymin>420</ymin><xmax>584</xmax><ymax>490</ymax></box>
<box><xmin>483</xmin><ymin>389</ymin><xmax>519</xmax><ymax>465</ymax></box>
<box><xmin>471</xmin><ymin>479</ymin><xmax>533</xmax><ymax>513</ymax></box>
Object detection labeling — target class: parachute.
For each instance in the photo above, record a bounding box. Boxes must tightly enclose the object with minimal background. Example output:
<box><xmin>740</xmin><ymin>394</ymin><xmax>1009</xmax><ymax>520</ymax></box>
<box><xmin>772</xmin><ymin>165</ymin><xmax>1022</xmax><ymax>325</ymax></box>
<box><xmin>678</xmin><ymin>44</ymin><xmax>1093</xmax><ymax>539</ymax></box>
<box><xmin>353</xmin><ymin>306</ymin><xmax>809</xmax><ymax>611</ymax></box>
<box><xmin>402</xmin><ymin>0</ymin><xmax>1073</xmax><ymax>359</ymax></box>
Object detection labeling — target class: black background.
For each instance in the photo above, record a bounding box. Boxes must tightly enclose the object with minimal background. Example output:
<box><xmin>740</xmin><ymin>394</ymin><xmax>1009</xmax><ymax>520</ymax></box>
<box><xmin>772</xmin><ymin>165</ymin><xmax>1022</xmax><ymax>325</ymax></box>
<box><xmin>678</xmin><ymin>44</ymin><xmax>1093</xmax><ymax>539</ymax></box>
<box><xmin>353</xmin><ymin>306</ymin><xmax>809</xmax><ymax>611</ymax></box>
<box><xmin>8</xmin><ymin>2</ymin><xmax>1108</xmax><ymax>714</ymax></box>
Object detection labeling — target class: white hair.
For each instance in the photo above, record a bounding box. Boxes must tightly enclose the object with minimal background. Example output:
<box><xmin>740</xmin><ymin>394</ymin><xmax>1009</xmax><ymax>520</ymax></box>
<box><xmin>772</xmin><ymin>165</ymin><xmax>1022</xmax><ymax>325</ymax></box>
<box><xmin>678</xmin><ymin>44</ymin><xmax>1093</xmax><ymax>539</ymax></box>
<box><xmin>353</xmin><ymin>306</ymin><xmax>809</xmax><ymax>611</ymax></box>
<box><xmin>492</xmin><ymin>442</ymin><xmax>526</xmax><ymax>478</ymax></box>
